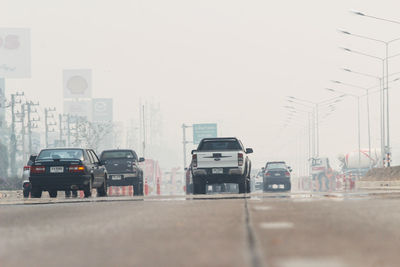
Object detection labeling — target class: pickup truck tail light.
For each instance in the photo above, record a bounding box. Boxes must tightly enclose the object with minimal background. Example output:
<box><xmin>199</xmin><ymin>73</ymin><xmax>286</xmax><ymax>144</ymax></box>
<box><xmin>31</xmin><ymin>166</ymin><xmax>45</xmax><ymax>174</ymax></box>
<box><xmin>238</xmin><ymin>153</ymin><xmax>244</xmax><ymax>166</ymax></box>
<box><xmin>265</xmin><ymin>172</ymin><xmax>271</xmax><ymax>177</ymax></box>
<box><xmin>23</xmin><ymin>166</ymin><xmax>31</xmax><ymax>171</ymax></box>
<box><xmin>192</xmin><ymin>154</ymin><xmax>197</xmax><ymax>168</ymax></box>
<box><xmin>285</xmin><ymin>171</ymin><xmax>290</xmax><ymax>177</ymax></box>
<box><xmin>69</xmin><ymin>165</ymin><xmax>85</xmax><ymax>173</ymax></box>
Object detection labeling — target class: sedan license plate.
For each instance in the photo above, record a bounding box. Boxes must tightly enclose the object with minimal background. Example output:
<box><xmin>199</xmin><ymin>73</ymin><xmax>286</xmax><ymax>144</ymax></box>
<box><xmin>112</xmin><ymin>175</ymin><xmax>122</xmax><ymax>180</ymax></box>
<box><xmin>50</xmin><ymin>166</ymin><xmax>64</xmax><ymax>173</ymax></box>
<box><xmin>274</xmin><ymin>173</ymin><xmax>281</xmax><ymax>176</ymax></box>
<box><xmin>212</xmin><ymin>168</ymin><xmax>223</xmax><ymax>174</ymax></box>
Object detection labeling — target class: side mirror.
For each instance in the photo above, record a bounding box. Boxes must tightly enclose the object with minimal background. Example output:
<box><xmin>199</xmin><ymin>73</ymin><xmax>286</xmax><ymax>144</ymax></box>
<box><xmin>245</xmin><ymin>148</ymin><xmax>253</xmax><ymax>154</ymax></box>
<box><xmin>191</xmin><ymin>150</ymin><xmax>197</xmax><ymax>155</ymax></box>
<box><xmin>139</xmin><ymin>157</ymin><xmax>145</xmax><ymax>162</ymax></box>
<box><xmin>99</xmin><ymin>160</ymin><xmax>105</xmax><ymax>166</ymax></box>
<box><xmin>288</xmin><ymin>167</ymin><xmax>292</xmax><ymax>172</ymax></box>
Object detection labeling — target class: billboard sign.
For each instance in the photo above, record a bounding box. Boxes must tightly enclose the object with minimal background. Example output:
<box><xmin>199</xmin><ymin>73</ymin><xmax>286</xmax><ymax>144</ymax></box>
<box><xmin>92</xmin><ymin>98</ymin><xmax>113</xmax><ymax>122</ymax></box>
<box><xmin>0</xmin><ymin>28</ymin><xmax>31</xmax><ymax>78</ymax></box>
<box><xmin>193</xmin><ymin>123</ymin><xmax>218</xmax><ymax>145</ymax></box>
<box><xmin>63</xmin><ymin>100</ymin><xmax>91</xmax><ymax>120</ymax></box>
<box><xmin>63</xmin><ymin>69</ymin><xmax>92</xmax><ymax>99</ymax></box>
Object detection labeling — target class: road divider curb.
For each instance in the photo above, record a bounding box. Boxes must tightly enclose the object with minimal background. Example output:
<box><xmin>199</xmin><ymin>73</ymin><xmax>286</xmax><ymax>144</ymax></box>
<box><xmin>356</xmin><ymin>180</ymin><xmax>400</xmax><ymax>190</ymax></box>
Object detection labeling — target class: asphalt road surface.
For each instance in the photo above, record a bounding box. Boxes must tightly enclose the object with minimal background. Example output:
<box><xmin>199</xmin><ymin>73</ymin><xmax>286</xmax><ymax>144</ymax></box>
<box><xmin>2</xmin><ymin>190</ymin><xmax>400</xmax><ymax>267</ymax></box>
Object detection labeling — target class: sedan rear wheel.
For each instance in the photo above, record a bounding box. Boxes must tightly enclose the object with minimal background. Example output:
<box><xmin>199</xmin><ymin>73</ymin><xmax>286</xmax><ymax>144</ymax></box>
<box><xmin>31</xmin><ymin>187</ymin><xmax>42</xmax><ymax>198</ymax></box>
<box><xmin>97</xmin><ymin>176</ymin><xmax>107</xmax><ymax>197</ymax></box>
<box><xmin>84</xmin><ymin>178</ymin><xmax>92</xmax><ymax>198</ymax></box>
<box><xmin>49</xmin><ymin>190</ymin><xmax>57</xmax><ymax>198</ymax></box>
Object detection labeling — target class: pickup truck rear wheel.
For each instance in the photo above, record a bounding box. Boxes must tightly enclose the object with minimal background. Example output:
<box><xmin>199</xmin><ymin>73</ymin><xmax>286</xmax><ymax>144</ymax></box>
<box><xmin>238</xmin><ymin>180</ymin><xmax>246</xmax><ymax>194</ymax></box>
<box><xmin>193</xmin><ymin>181</ymin><xmax>206</xmax><ymax>194</ymax></box>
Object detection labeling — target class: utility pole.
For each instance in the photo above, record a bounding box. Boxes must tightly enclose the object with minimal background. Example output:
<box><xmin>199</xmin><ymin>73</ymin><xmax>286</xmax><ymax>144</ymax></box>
<box><xmin>142</xmin><ymin>105</ymin><xmax>146</xmax><ymax>158</ymax></box>
<box><xmin>59</xmin><ymin>114</ymin><xmax>63</xmax><ymax>146</ymax></box>
<box><xmin>66</xmin><ymin>114</ymin><xmax>71</xmax><ymax>146</ymax></box>
<box><xmin>44</xmin><ymin>107</ymin><xmax>56</xmax><ymax>148</ymax></box>
<box><xmin>10</xmin><ymin>92</ymin><xmax>23</xmax><ymax>177</ymax></box>
<box><xmin>20</xmin><ymin>103</ymin><xmax>26</xmax><ymax>162</ymax></box>
<box><xmin>182</xmin><ymin>124</ymin><xmax>193</xmax><ymax>170</ymax></box>
<box><xmin>26</xmin><ymin>101</ymin><xmax>40</xmax><ymax>155</ymax></box>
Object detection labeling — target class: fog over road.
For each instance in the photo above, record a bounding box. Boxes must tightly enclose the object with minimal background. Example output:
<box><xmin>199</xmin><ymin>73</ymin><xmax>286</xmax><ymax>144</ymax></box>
<box><xmin>2</xmin><ymin>191</ymin><xmax>400</xmax><ymax>267</ymax></box>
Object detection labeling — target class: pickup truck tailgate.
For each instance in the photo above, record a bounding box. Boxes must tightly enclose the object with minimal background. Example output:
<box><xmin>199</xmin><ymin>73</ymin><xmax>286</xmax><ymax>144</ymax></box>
<box><xmin>196</xmin><ymin>152</ymin><xmax>239</xmax><ymax>168</ymax></box>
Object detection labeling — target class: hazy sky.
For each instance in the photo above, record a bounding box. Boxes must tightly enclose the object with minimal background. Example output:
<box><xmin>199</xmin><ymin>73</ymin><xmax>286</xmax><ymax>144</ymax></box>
<box><xmin>3</xmin><ymin>0</ymin><xmax>400</xmax><ymax>170</ymax></box>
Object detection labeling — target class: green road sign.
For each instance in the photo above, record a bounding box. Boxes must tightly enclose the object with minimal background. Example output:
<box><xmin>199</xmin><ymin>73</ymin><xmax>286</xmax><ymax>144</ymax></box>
<box><xmin>193</xmin><ymin>123</ymin><xmax>218</xmax><ymax>145</ymax></box>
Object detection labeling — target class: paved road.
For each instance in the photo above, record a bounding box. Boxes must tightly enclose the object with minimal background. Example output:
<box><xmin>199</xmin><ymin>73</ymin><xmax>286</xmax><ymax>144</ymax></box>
<box><xmin>2</xmin><ymin>190</ymin><xmax>400</xmax><ymax>267</ymax></box>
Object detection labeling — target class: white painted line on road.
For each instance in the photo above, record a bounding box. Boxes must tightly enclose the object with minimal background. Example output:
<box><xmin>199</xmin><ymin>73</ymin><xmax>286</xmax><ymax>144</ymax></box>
<box><xmin>144</xmin><ymin>197</ymin><xmax>186</xmax><ymax>202</ymax></box>
<box><xmin>253</xmin><ymin>206</ymin><xmax>272</xmax><ymax>211</ymax></box>
<box><xmin>277</xmin><ymin>258</ymin><xmax>348</xmax><ymax>267</ymax></box>
<box><xmin>259</xmin><ymin>222</ymin><xmax>294</xmax><ymax>229</ymax></box>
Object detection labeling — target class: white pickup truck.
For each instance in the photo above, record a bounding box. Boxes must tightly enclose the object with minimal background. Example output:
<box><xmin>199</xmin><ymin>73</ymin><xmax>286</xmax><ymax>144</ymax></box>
<box><xmin>191</xmin><ymin>137</ymin><xmax>253</xmax><ymax>194</ymax></box>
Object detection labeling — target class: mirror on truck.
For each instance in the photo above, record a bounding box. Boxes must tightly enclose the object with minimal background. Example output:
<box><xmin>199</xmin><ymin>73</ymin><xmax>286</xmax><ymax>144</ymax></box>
<box><xmin>191</xmin><ymin>150</ymin><xmax>197</xmax><ymax>154</ymax></box>
<box><xmin>245</xmin><ymin>148</ymin><xmax>253</xmax><ymax>154</ymax></box>
<box><xmin>288</xmin><ymin>166</ymin><xmax>292</xmax><ymax>172</ymax></box>
<box><xmin>139</xmin><ymin>157</ymin><xmax>145</xmax><ymax>162</ymax></box>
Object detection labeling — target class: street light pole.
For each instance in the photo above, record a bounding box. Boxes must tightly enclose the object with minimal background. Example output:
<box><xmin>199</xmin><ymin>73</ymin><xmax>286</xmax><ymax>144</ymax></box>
<box><xmin>340</xmin><ymin>29</ymin><xmax>400</xmax><ymax>166</ymax></box>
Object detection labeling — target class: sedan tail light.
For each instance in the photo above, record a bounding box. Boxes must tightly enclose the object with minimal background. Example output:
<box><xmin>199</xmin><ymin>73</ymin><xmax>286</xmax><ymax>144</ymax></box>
<box><xmin>31</xmin><ymin>166</ymin><xmax>45</xmax><ymax>174</ymax></box>
<box><xmin>265</xmin><ymin>172</ymin><xmax>271</xmax><ymax>177</ymax></box>
<box><xmin>285</xmin><ymin>171</ymin><xmax>290</xmax><ymax>177</ymax></box>
<box><xmin>192</xmin><ymin>154</ymin><xmax>197</xmax><ymax>168</ymax></box>
<box><xmin>23</xmin><ymin>166</ymin><xmax>31</xmax><ymax>171</ymax></box>
<box><xmin>238</xmin><ymin>153</ymin><xmax>244</xmax><ymax>166</ymax></box>
<box><xmin>69</xmin><ymin>165</ymin><xmax>85</xmax><ymax>173</ymax></box>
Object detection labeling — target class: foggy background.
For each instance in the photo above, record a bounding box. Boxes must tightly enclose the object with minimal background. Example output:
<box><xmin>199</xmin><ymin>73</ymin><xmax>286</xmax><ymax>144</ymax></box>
<box><xmin>3</xmin><ymin>0</ymin><xmax>400</xmax><ymax>171</ymax></box>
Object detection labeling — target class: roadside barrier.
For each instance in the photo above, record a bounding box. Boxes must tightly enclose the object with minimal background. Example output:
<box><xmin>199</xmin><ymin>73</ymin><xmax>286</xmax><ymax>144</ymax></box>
<box><xmin>108</xmin><ymin>186</ymin><xmax>134</xmax><ymax>196</ymax></box>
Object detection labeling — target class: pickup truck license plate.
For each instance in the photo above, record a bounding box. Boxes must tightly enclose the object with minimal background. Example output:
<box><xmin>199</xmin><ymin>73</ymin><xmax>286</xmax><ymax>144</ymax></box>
<box><xmin>212</xmin><ymin>168</ymin><xmax>223</xmax><ymax>174</ymax></box>
<box><xmin>112</xmin><ymin>175</ymin><xmax>122</xmax><ymax>180</ymax></box>
<box><xmin>50</xmin><ymin>166</ymin><xmax>64</xmax><ymax>173</ymax></box>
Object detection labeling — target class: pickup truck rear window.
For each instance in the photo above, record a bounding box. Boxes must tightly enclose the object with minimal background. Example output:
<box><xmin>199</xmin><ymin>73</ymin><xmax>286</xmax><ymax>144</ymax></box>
<box><xmin>101</xmin><ymin>151</ymin><xmax>136</xmax><ymax>160</ymax></box>
<box><xmin>198</xmin><ymin>140</ymin><xmax>241</xmax><ymax>151</ymax></box>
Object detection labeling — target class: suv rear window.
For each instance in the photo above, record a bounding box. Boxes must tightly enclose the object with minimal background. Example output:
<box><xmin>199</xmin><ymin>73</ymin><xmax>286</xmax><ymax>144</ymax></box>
<box><xmin>37</xmin><ymin>149</ymin><xmax>84</xmax><ymax>160</ymax></box>
<box><xmin>198</xmin><ymin>140</ymin><xmax>241</xmax><ymax>151</ymax></box>
<box><xmin>101</xmin><ymin>151</ymin><xmax>136</xmax><ymax>160</ymax></box>
<box><xmin>266</xmin><ymin>163</ymin><xmax>287</xmax><ymax>170</ymax></box>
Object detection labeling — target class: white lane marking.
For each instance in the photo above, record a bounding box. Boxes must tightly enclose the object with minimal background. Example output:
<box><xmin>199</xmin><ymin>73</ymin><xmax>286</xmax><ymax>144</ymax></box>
<box><xmin>144</xmin><ymin>197</ymin><xmax>186</xmax><ymax>202</ymax></box>
<box><xmin>253</xmin><ymin>206</ymin><xmax>272</xmax><ymax>211</ymax></box>
<box><xmin>277</xmin><ymin>258</ymin><xmax>348</xmax><ymax>267</ymax></box>
<box><xmin>260</xmin><ymin>222</ymin><xmax>294</xmax><ymax>229</ymax></box>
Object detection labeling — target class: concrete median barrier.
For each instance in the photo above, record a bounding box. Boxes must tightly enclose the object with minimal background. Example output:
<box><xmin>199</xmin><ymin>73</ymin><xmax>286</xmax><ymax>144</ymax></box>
<box><xmin>356</xmin><ymin>166</ymin><xmax>400</xmax><ymax>190</ymax></box>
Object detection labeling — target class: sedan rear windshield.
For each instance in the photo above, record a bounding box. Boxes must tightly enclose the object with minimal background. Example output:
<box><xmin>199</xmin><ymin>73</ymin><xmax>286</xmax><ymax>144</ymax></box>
<box><xmin>101</xmin><ymin>151</ymin><xmax>136</xmax><ymax>160</ymax></box>
<box><xmin>266</xmin><ymin>163</ymin><xmax>287</xmax><ymax>170</ymax></box>
<box><xmin>37</xmin><ymin>149</ymin><xmax>84</xmax><ymax>160</ymax></box>
<box><xmin>198</xmin><ymin>140</ymin><xmax>242</xmax><ymax>151</ymax></box>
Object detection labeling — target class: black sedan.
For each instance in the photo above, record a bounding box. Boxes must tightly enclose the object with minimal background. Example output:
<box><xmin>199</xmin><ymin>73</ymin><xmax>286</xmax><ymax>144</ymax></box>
<box><xmin>29</xmin><ymin>148</ymin><xmax>108</xmax><ymax>198</ymax></box>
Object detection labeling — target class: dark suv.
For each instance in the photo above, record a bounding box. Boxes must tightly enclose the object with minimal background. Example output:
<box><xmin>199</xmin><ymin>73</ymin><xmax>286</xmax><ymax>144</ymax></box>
<box><xmin>30</xmin><ymin>148</ymin><xmax>108</xmax><ymax>198</ymax></box>
<box><xmin>263</xmin><ymin>161</ymin><xmax>292</xmax><ymax>192</ymax></box>
<box><xmin>100</xmin><ymin>149</ymin><xmax>144</xmax><ymax>196</ymax></box>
